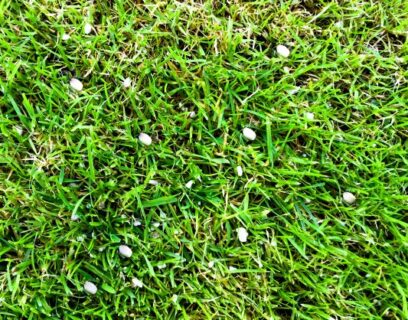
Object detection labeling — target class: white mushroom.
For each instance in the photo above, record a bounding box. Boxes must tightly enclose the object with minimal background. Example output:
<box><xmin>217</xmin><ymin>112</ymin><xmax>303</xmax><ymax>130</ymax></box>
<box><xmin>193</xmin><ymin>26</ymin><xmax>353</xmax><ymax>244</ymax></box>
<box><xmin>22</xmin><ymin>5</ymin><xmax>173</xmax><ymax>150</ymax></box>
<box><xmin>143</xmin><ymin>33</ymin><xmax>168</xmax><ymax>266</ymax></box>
<box><xmin>236</xmin><ymin>165</ymin><xmax>243</xmax><ymax>177</ymax></box>
<box><xmin>148</xmin><ymin>179</ymin><xmax>159</xmax><ymax>186</ymax></box>
<box><xmin>243</xmin><ymin>128</ymin><xmax>256</xmax><ymax>141</ymax></box>
<box><xmin>138</xmin><ymin>133</ymin><xmax>152</xmax><ymax>146</ymax></box>
<box><xmin>84</xmin><ymin>23</ymin><xmax>92</xmax><ymax>34</ymax></box>
<box><xmin>276</xmin><ymin>45</ymin><xmax>290</xmax><ymax>58</ymax></box>
<box><xmin>237</xmin><ymin>227</ymin><xmax>248</xmax><ymax>243</ymax></box>
<box><xmin>342</xmin><ymin>192</ymin><xmax>356</xmax><ymax>204</ymax></box>
<box><xmin>305</xmin><ymin>112</ymin><xmax>315</xmax><ymax>120</ymax></box>
<box><xmin>84</xmin><ymin>281</ymin><xmax>97</xmax><ymax>295</ymax></box>
<box><xmin>123</xmin><ymin>77</ymin><xmax>131</xmax><ymax>88</ymax></box>
<box><xmin>118</xmin><ymin>245</ymin><xmax>133</xmax><ymax>258</ymax></box>
<box><xmin>131</xmin><ymin>278</ymin><xmax>143</xmax><ymax>288</ymax></box>
<box><xmin>70</xmin><ymin>78</ymin><xmax>83</xmax><ymax>91</ymax></box>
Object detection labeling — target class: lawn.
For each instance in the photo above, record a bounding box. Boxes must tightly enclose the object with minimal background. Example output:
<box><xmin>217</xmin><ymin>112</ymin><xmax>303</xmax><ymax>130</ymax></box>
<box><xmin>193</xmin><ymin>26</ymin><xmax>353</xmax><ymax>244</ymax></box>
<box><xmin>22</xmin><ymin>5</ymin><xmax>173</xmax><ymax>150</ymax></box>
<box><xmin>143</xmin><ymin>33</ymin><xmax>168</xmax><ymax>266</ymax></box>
<box><xmin>0</xmin><ymin>0</ymin><xmax>407</xmax><ymax>319</ymax></box>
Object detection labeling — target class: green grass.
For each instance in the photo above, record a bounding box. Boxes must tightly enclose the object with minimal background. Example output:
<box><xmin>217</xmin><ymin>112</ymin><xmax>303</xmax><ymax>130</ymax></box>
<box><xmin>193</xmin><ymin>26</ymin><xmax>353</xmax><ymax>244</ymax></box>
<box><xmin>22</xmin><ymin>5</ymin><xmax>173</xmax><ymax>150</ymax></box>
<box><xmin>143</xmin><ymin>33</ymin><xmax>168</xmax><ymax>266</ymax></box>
<box><xmin>1</xmin><ymin>0</ymin><xmax>408</xmax><ymax>319</ymax></box>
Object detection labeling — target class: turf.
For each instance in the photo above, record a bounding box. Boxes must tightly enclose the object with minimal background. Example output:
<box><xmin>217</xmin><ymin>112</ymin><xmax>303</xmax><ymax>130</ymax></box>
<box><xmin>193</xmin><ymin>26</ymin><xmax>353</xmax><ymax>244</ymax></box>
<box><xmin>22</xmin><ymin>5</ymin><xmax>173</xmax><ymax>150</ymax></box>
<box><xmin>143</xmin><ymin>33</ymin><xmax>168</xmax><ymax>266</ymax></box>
<box><xmin>1</xmin><ymin>0</ymin><xmax>408</xmax><ymax>319</ymax></box>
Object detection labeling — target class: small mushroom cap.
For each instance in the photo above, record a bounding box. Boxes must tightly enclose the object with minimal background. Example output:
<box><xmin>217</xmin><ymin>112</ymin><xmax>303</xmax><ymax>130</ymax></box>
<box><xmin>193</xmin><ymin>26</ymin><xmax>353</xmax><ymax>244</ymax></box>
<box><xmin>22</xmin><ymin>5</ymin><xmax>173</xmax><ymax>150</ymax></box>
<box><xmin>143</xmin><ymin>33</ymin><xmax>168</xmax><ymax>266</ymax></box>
<box><xmin>84</xmin><ymin>23</ymin><xmax>92</xmax><ymax>34</ymax></box>
<box><xmin>236</xmin><ymin>165</ymin><xmax>243</xmax><ymax>177</ymax></box>
<box><xmin>138</xmin><ymin>133</ymin><xmax>152</xmax><ymax>146</ymax></box>
<box><xmin>118</xmin><ymin>245</ymin><xmax>133</xmax><ymax>258</ymax></box>
<box><xmin>84</xmin><ymin>281</ymin><xmax>97</xmax><ymax>294</ymax></box>
<box><xmin>185</xmin><ymin>180</ymin><xmax>194</xmax><ymax>189</ymax></box>
<box><xmin>237</xmin><ymin>227</ymin><xmax>248</xmax><ymax>242</ymax></box>
<box><xmin>276</xmin><ymin>45</ymin><xmax>290</xmax><ymax>58</ymax></box>
<box><xmin>149</xmin><ymin>179</ymin><xmax>159</xmax><ymax>186</ymax></box>
<box><xmin>243</xmin><ymin>128</ymin><xmax>256</xmax><ymax>141</ymax></box>
<box><xmin>342</xmin><ymin>192</ymin><xmax>356</xmax><ymax>204</ymax></box>
<box><xmin>131</xmin><ymin>278</ymin><xmax>143</xmax><ymax>288</ymax></box>
<box><xmin>70</xmin><ymin>78</ymin><xmax>83</xmax><ymax>91</ymax></box>
<box><xmin>123</xmin><ymin>77</ymin><xmax>131</xmax><ymax>88</ymax></box>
